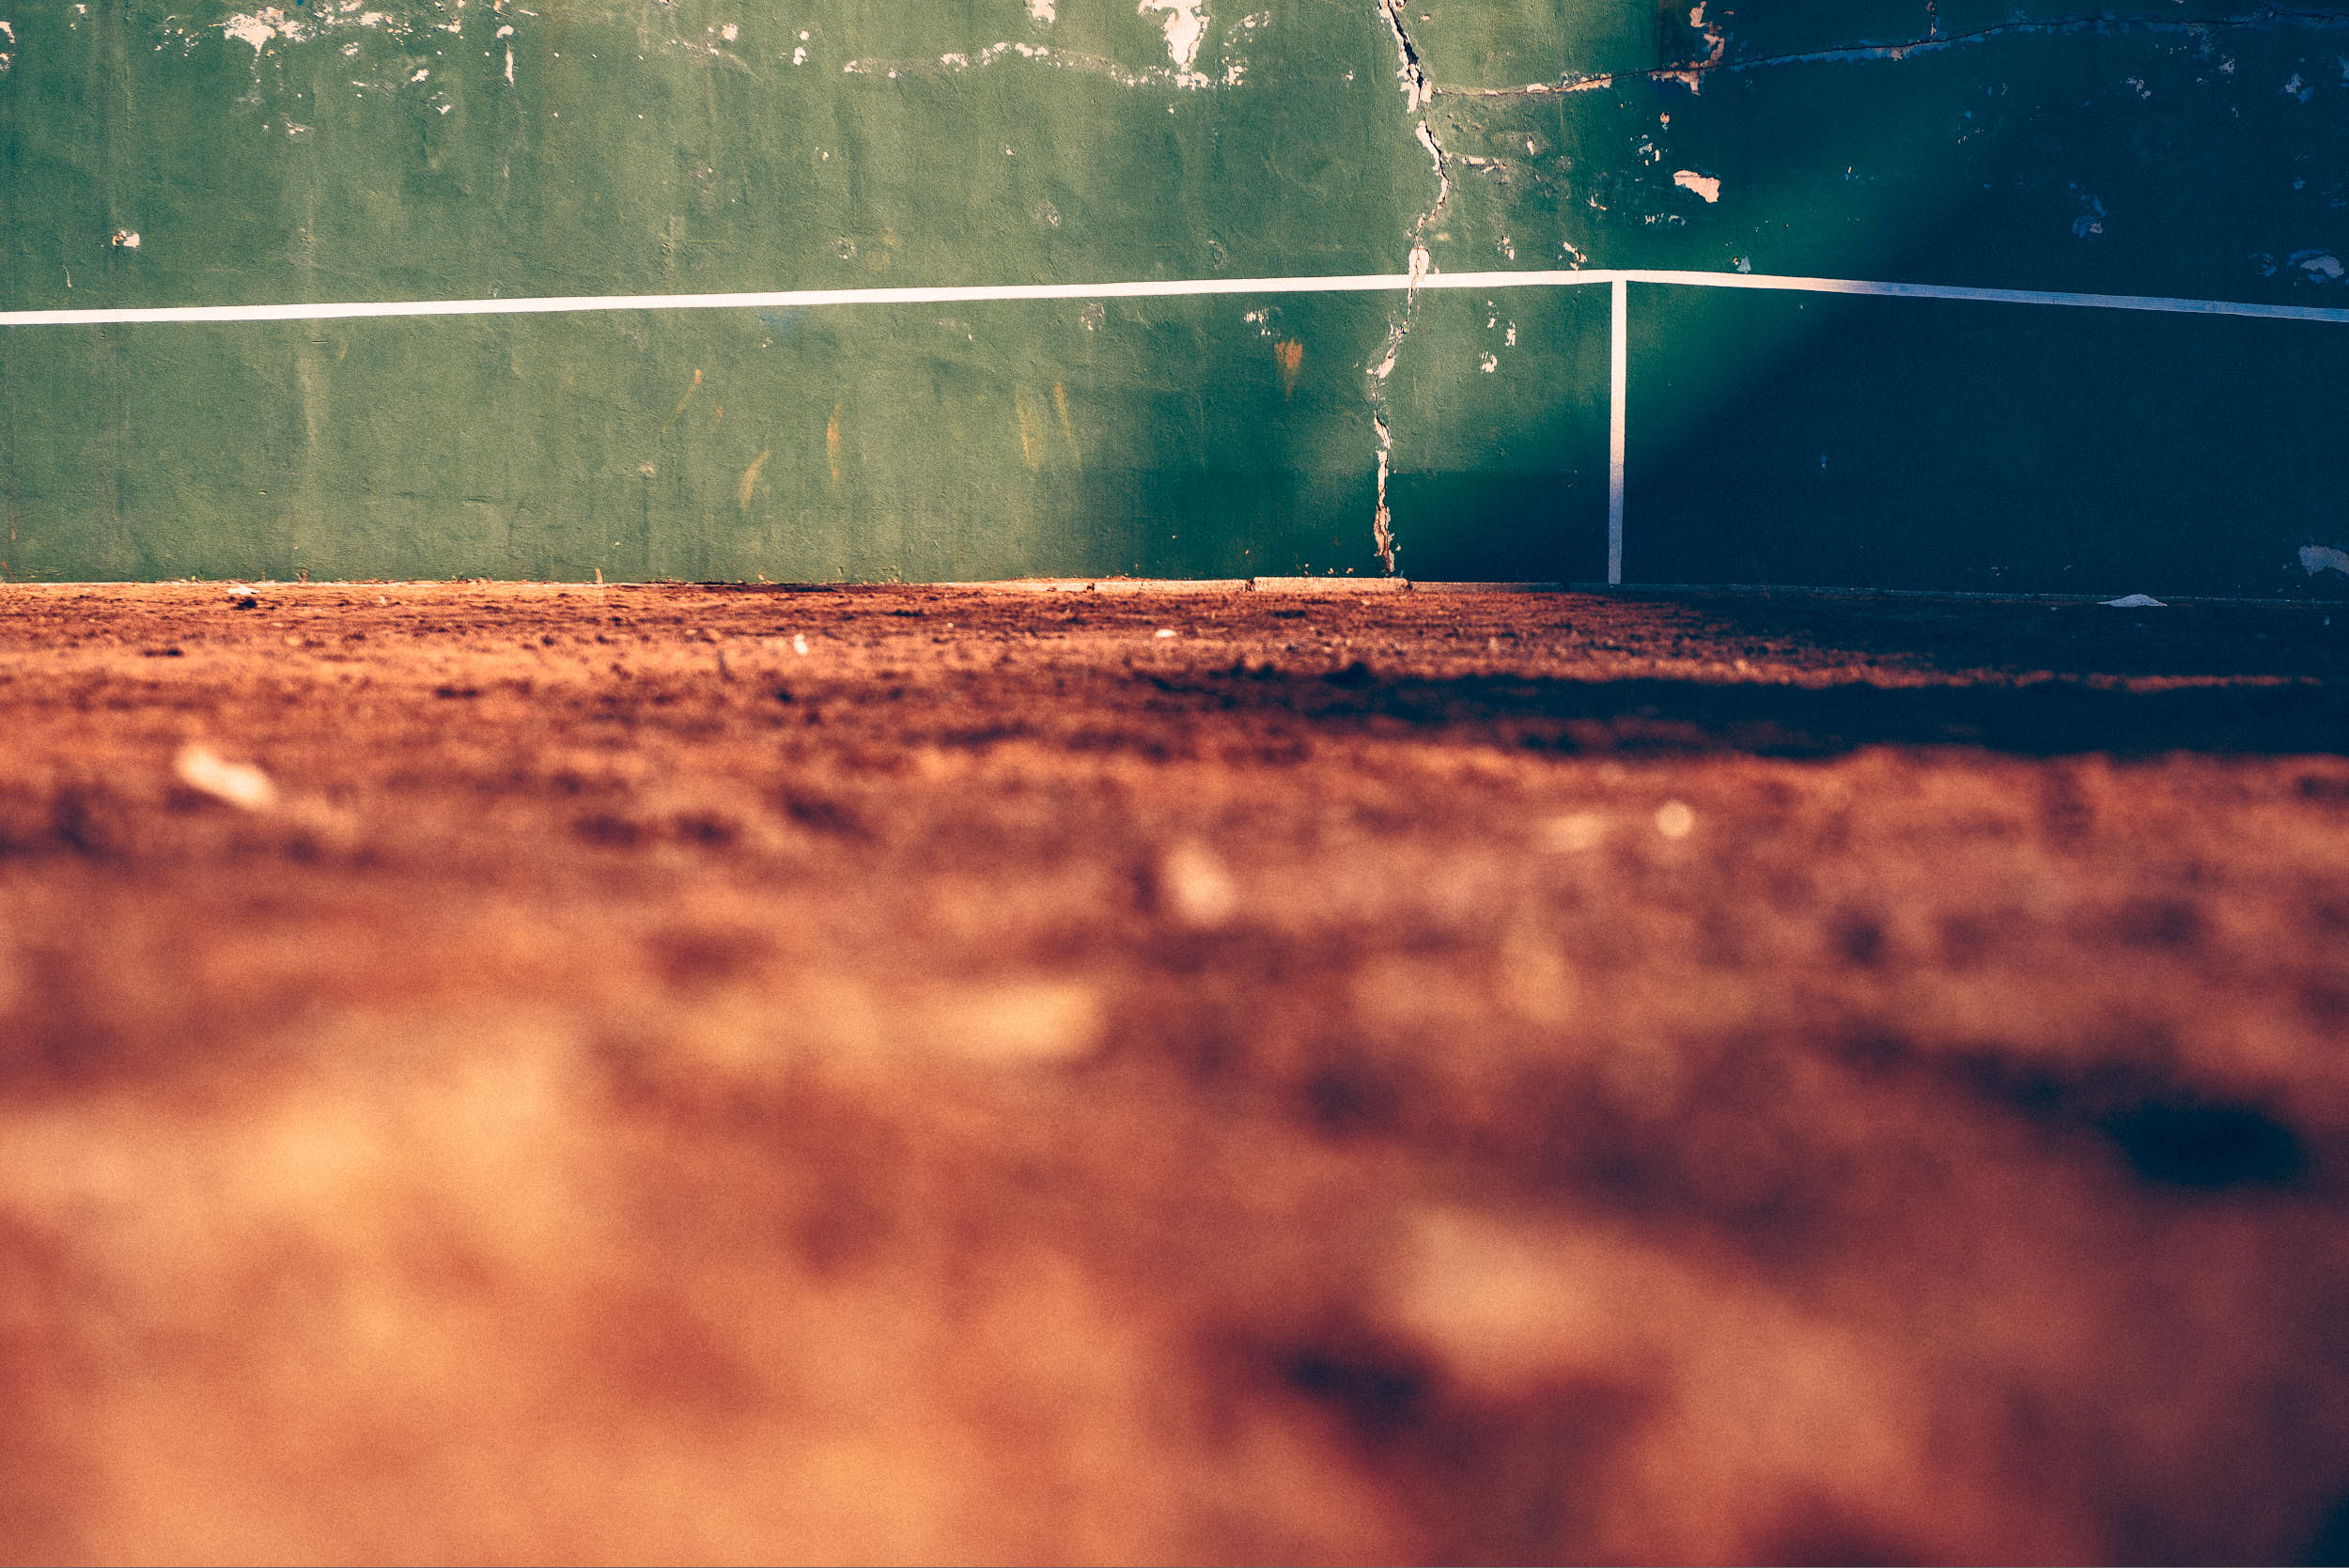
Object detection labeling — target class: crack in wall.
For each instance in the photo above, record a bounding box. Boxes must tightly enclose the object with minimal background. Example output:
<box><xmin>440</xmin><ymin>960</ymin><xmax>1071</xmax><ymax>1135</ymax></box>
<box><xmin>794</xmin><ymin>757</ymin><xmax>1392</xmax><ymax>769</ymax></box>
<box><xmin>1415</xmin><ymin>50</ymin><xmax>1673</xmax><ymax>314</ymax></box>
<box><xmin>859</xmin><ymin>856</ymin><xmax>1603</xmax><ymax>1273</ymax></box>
<box><xmin>1353</xmin><ymin>0</ymin><xmax>2347</xmax><ymax>574</ymax></box>
<box><xmin>1440</xmin><ymin>6</ymin><xmax>2349</xmax><ymax>98</ymax></box>
<box><xmin>1364</xmin><ymin>0</ymin><xmax>1453</xmax><ymax>575</ymax></box>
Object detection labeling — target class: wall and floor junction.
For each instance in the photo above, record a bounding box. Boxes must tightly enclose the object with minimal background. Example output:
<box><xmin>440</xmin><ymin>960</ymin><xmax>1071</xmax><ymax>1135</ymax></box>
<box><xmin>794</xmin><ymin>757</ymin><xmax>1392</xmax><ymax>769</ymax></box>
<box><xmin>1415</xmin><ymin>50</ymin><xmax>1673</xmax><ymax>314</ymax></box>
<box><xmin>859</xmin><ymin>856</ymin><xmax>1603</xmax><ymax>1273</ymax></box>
<box><xmin>3</xmin><ymin>0</ymin><xmax>2346</xmax><ymax>590</ymax></box>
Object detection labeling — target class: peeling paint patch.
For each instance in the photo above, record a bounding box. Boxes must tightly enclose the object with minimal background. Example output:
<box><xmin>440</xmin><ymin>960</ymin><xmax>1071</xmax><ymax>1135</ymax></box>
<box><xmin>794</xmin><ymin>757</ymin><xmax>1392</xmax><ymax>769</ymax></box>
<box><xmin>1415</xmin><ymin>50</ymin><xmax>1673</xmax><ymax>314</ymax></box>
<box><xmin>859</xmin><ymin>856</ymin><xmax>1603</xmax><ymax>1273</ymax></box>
<box><xmin>2302</xmin><ymin>544</ymin><xmax>2349</xmax><ymax>576</ymax></box>
<box><xmin>845</xmin><ymin>34</ymin><xmax>1228</xmax><ymax>92</ymax></box>
<box><xmin>1138</xmin><ymin>0</ymin><xmax>1208</xmax><ymax>70</ymax></box>
<box><xmin>2295</xmin><ymin>249</ymin><xmax>2345</xmax><ymax>279</ymax></box>
<box><xmin>1371</xmin><ymin>415</ymin><xmax>1398</xmax><ymax>573</ymax></box>
<box><xmin>221</xmin><ymin>8</ymin><xmax>303</xmax><ymax>52</ymax></box>
<box><xmin>1672</xmin><ymin>169</ymin><xmax>1721</xmax><ymax>203</ymax></box>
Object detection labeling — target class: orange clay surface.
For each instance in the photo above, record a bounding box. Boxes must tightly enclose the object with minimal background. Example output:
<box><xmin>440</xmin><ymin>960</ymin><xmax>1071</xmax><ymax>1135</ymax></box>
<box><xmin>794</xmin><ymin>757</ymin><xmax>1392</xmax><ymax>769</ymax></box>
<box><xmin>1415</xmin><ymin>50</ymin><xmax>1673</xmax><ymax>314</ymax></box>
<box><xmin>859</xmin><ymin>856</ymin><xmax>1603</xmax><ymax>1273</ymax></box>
<box><xmin>2</xmin><ymin>580</ymin><xmax>2348</xmax><ymax>1565</ymax></box>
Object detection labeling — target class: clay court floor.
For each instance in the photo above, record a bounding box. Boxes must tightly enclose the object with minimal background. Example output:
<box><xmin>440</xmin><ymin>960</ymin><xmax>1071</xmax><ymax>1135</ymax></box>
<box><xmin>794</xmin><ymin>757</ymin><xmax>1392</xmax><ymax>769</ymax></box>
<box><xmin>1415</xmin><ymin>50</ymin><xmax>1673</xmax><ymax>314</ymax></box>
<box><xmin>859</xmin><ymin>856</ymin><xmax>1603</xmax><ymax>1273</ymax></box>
<box><xmin>3</xmin><ymin>580</ymin><xmax>2348</xmax><ymax>1565</ymax></box>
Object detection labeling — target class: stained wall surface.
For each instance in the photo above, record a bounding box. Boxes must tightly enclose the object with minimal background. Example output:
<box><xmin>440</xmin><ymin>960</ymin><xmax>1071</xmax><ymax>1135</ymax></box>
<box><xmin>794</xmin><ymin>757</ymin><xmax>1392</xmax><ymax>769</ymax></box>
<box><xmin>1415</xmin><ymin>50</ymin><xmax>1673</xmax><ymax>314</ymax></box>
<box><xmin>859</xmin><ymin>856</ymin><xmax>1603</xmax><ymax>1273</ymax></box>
<box><xmin>2</xmin><ymin>1</ymin><xmax>2343</xmax><ymax>589</ymax></box>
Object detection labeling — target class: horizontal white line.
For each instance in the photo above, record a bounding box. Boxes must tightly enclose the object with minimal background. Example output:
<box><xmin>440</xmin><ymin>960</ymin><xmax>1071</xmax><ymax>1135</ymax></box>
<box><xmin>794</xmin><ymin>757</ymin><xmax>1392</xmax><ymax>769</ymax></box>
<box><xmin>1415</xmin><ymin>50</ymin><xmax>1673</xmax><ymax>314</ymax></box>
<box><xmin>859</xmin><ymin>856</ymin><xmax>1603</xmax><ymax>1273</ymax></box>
<box><xmin>0</xmin><ymin>271</ymin><xmax>1595</xmax><ymax>328</ymax></box>
<box><xmin>2</xmin><ymin>267</ymin><xmax>2344</xmax><ymax>327</ymax></box>
<box><xmin>1622</xmin><ymin>269</ymin><xmax>2349</xmax><ymax>323</ymax></box>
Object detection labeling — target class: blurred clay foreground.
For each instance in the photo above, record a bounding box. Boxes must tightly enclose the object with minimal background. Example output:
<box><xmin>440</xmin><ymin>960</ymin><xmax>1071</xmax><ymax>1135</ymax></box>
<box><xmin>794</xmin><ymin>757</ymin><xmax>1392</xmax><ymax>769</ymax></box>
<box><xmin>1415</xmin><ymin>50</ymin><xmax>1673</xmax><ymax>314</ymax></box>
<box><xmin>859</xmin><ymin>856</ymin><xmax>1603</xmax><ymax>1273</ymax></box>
<box><xmin>4</xmin><ymin>582</ymin><xmax>2349</xmax><ymax>1565</ymax></box>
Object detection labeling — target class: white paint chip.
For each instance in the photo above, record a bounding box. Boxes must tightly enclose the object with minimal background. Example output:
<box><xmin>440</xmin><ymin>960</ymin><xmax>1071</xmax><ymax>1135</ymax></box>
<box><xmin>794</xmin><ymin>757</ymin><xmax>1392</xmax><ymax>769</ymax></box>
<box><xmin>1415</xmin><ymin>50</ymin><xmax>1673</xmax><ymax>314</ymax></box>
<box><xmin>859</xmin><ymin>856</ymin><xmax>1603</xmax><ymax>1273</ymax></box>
<box><xmin>1672</xmin><ymin>170</ymin><xmax>1721</xmax><ymax>203</ymax></box>
<box><xmin>2102</xmin><ymin>593</ymin><xmax>2167</xmax><ymax>608</ymax></box>
<box><xmin>2299</xmin><ymin>544</ymin><xmax>2349</xmax><ymax>577</ymax></box>
<box><xmin>176</xmin><ymin>743</ymin><xmax>277</xmax><ymax>812</ymax></box>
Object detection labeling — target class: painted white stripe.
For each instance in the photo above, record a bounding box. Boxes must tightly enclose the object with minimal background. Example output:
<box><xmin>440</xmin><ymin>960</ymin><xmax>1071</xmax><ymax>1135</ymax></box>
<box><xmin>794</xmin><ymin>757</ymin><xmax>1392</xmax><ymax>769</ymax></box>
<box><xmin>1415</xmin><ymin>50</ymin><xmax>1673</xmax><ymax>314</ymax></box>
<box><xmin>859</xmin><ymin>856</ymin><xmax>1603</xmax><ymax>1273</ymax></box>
<box><xmin>1608</xmin><ymin>275</ymin><xmax>1627</xmax><ymax>588</ymax></box>
<box><xmin>8</xmin><ymin>266</ymin><xmax>2347</xmax><ymax>329</ymax></box>
<box><xmin>9</xmin><ymin>264</ymin><xmax>2343</xmax><ymax>598</ymax></box>
<box><xmin>1621</xmin><ymin>269</ymin><xmax>2349</xmax><ymax>323</ymax></box>
<box><xmin>0</xmin><ymin>270</ymin><xmax>1600</xmax><ymax>328</ymax></box>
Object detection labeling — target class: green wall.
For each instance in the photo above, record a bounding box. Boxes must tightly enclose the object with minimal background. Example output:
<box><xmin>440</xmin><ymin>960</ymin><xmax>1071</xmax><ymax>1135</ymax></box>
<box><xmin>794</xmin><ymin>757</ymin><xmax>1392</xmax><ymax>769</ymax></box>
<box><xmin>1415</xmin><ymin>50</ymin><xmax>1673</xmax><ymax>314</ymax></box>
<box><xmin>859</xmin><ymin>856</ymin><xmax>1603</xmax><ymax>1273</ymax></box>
<box><xmin>3</xmin><ymin>1</ymin><xmax>2344</xmax><ymax>589</ymax></box>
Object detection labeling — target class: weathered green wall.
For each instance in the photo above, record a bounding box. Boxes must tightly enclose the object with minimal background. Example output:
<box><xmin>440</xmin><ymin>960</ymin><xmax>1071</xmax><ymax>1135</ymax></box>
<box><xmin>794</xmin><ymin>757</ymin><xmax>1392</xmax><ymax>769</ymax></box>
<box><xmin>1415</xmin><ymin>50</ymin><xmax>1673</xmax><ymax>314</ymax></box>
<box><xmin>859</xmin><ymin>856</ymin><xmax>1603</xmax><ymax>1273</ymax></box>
<box><xmin>2</xmin><ymin>1</ymin><xmax>2343</xmax><ymax>589</ymax></box>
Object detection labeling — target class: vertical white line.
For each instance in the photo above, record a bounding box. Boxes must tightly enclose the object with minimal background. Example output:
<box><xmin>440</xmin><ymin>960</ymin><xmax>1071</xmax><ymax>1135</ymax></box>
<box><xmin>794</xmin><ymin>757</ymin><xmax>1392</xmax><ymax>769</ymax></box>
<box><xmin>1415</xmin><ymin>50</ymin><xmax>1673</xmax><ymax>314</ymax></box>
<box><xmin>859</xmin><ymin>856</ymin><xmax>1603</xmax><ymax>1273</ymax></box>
<box><xmin>1608</xmin><ymin>275</ymin><xmax>1627</xmax><ymax>586</ymax></box>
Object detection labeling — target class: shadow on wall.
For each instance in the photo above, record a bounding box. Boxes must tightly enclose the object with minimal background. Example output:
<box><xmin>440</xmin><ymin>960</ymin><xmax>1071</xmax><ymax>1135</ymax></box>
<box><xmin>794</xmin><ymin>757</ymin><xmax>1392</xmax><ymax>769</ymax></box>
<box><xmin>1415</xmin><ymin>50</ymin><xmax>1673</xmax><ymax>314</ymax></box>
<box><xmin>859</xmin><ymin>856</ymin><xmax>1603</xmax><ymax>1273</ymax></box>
<box><xmin>1422</xmin><ymin>9</ymin><xmax>2349</xmax><ymax>596</ymax></box>
<box><xmin>1579</xmin><ymin>41</ymin><xmax>2349</xmax><ymax>594</ymax></box>
<box><xmin>1622</xmin><ymin>276</ymin><xmax>2349</xmax><ymax>598</ymax></box>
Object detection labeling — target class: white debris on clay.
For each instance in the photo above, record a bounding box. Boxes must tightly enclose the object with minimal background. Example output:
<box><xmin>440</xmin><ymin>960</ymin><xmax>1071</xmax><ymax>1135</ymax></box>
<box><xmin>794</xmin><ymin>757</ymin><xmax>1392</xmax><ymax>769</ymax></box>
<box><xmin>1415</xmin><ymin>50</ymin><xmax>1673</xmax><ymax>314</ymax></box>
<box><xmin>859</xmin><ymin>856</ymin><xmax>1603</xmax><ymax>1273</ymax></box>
<box><xmin>1157</xmin><ymin>842</ymin><xmax>1237</xmax><ymax>929</ymax></box>
<box><xmin>175</xmin><ymin>743</ymin><xmax>278</xmax><ymax>812</ymax></box>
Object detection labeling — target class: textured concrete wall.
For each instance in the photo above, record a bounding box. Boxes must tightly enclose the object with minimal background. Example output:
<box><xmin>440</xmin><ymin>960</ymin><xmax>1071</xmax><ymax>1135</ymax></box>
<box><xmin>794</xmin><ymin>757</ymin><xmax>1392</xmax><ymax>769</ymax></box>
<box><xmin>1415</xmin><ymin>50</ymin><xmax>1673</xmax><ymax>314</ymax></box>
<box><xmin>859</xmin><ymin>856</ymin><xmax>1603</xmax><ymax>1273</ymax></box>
<box><xmin>2</xmin><ymin>1</ymin><xmax>2343</xmax><ymax>589</ymax></box>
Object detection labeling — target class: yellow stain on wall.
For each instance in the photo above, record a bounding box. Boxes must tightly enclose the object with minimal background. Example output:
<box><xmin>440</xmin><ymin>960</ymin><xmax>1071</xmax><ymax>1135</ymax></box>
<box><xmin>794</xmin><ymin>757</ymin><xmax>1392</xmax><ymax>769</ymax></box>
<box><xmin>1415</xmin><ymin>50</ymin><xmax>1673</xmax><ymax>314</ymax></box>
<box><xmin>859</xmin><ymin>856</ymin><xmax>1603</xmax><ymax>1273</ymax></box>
<box><xmin>1014</xmin><ymin>387</ymin><xmax>1046</xmax><ymax>473</ymax></box>
<box><xmin>1052</xmin><ymin>380</ymin><xmax>1081</xmax><ymax>469</ymax></box>
<box><xmin>1274</xmin><ymin>340</ymin><xmax>1304</xmax><ymax>398</ymax></box>
<box><xmin>737</xmin><ymin>448</ymin><xmax>770</xmax><ymax>511</ymax></box>
<box><xmin>661</xmin><ymin>367</ymin><xmax>702</xmax><ymax>432</ymax></box>
<box><xmin>826</xmin><ymin>402</ymin><xmax>844</xmax><ymax>489</ymax></box>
